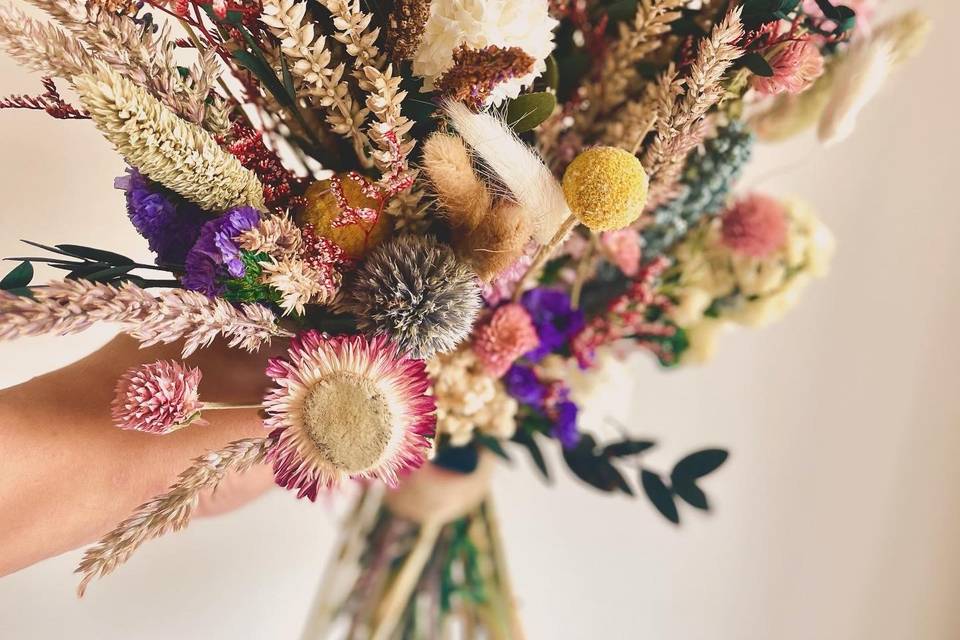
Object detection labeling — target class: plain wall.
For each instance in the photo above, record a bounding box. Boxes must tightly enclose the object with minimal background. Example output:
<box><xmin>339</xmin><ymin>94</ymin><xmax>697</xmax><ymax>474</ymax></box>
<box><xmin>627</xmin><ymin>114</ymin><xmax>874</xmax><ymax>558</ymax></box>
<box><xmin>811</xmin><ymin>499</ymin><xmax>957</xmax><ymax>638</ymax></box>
<box><xmin>0</xmin><ymin>0</ymin><xmax>958</xmax><ymax>637</ymax></box>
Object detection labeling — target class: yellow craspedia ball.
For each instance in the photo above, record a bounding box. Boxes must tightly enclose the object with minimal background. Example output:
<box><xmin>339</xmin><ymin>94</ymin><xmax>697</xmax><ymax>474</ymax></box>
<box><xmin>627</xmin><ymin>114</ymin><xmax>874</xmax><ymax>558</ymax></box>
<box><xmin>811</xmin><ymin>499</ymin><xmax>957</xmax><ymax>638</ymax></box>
<box><xmin>561</xmin><ymin>146</ymin><xmax>649</xmax><ymax>232</ymax></box>
<box><xmin>296</xmin><ymin>178</ymin><xmax>394</xmax><ymax>259</ymax></box>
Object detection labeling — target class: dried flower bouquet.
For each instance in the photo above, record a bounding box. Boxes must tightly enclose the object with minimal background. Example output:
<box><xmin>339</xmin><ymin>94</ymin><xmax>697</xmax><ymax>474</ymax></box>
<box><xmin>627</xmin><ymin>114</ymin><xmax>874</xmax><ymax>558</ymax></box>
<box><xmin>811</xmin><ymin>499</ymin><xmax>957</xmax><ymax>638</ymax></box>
<box><xmin>0</xmin><ymin>0</ymin><xmax>928</xmax><ymax>636</ymax></box>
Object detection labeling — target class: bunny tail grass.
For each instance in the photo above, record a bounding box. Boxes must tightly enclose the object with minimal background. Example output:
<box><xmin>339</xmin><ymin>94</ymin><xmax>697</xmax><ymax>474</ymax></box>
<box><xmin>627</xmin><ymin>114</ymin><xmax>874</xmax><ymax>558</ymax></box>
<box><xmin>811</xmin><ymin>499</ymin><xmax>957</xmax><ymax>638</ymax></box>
<box><xmin>443</xmin><ymin>100</ymin><xmax>569</xmax><ymax>243</ymax></box>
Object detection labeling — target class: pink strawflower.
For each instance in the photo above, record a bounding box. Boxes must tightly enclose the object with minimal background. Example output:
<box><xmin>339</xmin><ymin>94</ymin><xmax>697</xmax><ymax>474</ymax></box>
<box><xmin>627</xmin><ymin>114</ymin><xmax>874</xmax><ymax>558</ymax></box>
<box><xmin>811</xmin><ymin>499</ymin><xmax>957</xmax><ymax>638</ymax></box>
<box><xmin>263</xmin><ymin>331</ymin><xmax>436</xmax><ymax>500</ymax></box>
<box><xmin>600</xmin><ymin>229</ymin><xmax>641</xmax><ymax>277</ymax></box>
<box><xmin>111</xmin><ymin>361</ymin><xmax>204</xmax><ymax>434</ymax></box>
<box><xmin>721</xmin><ymin>194</ymin><xmax>789</xmax><ymax>258</ymax></box>
<box><xmin>752</xmin><ymin>40</ymin><xmax>825</xmax><ymax>96</ymax></box>
<box><xmin>472</xmin><ymin>303</ymin><xmax>540</xmax><ymax>377</ymax></box>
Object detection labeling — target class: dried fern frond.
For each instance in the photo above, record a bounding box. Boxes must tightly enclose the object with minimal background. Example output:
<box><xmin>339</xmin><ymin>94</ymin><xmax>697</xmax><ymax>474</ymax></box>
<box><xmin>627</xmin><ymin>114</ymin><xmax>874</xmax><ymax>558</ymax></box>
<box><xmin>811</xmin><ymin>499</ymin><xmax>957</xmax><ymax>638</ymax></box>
<box><xmin>75</xmin><ymin>66</ymin><xmax>265</xmax><ymax>211</ymax></box>
<box><xmin>642</xmin><ymin>8</ymin><xmax>744</xmax><ymax>208</ymax></box>
<box><xmin>75</xmin><ymin>436</ymin><xmax>277</xmax><ymax>596</ymax></box>
<box><xmin>0</xmin><ymin>280</ymin><xmax>291</xmax><ymax>357</ymax></box>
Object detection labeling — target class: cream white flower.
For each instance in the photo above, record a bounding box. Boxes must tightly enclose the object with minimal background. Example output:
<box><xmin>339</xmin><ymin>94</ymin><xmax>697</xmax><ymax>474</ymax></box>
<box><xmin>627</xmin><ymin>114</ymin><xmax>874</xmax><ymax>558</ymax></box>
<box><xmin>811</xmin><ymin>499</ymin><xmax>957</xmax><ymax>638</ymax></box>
<box><xmin>412</xmin><ymin>0</ymin><xmax>558</xmax><ymax>104</ymax></box>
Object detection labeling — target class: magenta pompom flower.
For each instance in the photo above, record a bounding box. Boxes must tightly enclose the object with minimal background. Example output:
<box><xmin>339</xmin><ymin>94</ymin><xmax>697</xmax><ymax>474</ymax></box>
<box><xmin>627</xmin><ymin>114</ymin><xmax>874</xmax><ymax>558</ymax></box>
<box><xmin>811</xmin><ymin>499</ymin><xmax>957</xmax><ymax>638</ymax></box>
<box><xmin>472</xmin><ymin>303</ymin><xmax>540</xmax><ymax>377</ymax></box>
<box><xmin>263</xmin><ymin>331</ymin><xmax>436</xmax><ymax>500</ymax></box>
<box><xmin>111</xmin><ymin>361</ymin><xmax>204</xmax><ymax>434</ymax></box>
<box><xmin>721</xmin><ymin>194</ymin><xmax>789</xmax><ymax>258</ymax></box>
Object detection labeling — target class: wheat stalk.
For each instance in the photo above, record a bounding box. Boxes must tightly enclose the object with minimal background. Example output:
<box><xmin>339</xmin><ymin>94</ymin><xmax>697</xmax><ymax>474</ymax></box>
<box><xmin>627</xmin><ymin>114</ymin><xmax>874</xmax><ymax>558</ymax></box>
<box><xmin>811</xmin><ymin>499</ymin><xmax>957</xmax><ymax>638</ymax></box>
<box><xmin>581</xmin><ymin>0</ymin><xmax>685</xmax><ymax>125</ymax></box>
<box><xmin>20</xmin><ymin>0</ymin><xmax>225</xmax><ymax>130</ymax></box>
<box><xmin>75</xmin><ymin>66</ymin><xmax>265</xmax><ymax>211</ymax></box>
<box><xmin>0</xmin><ymin>280</ymin><xmax>291</xmax><ymax>357</ymax></box>
<box><xmin>261</xmin><ymin>0</ymin><xmax>370</xmax><ymax>158</ymax></box>
<box><xmin>75</xmin><ymin>436</ymin><xmax>277</xmax><ymax>596</ymax></box>
<box><xmin>642</xmin><ymin>8</ymin><xmax>744</xmax><ymax>208</ymax></box>
<box><xmin>0</xmin><ymin>3</ymin><xmax>96</xmax><ymax>78</ymax></box>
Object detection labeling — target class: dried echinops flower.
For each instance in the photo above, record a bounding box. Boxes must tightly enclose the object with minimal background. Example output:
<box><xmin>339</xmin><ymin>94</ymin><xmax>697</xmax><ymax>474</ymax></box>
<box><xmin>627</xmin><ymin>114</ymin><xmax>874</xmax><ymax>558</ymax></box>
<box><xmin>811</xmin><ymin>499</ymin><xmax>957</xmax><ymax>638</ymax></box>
<box><xmin>342</xmin><ymin>235</ymin><xmax>482</xmax><ymax>359</ymax></box>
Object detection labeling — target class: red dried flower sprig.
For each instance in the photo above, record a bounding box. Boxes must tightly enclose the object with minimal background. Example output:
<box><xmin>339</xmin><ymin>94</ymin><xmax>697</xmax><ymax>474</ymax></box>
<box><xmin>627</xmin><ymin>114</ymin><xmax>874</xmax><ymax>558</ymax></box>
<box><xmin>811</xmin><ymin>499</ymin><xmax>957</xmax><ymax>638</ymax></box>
<box><xmin>224</xmin><ymin>122</ymin><xmax>307</xmax><ymax>213</ymax></box>
<box><xmin>435</xmin><ymin>45</ymin><xmax>536</xmax><ymax>110</ymax></box>
<box><xmin>0</xmin><ymin>77</ymin><xmax>89</xmax><ymax>120</ymax></box>
<box><xmin>571</xmin><ymin>256</ymin><xmax>678</xmax><ymax>367</ymax></box>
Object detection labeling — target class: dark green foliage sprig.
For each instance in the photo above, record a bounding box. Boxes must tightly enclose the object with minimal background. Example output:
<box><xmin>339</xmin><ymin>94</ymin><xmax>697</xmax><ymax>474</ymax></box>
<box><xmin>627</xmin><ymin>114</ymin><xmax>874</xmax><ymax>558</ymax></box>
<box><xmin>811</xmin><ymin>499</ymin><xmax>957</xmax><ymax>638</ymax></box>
<box><xmin>4</xmin><ymin>240</ymin><xmax>181</xmax><ymax>289</ymax></box>
<box><xmin>560</xmin><ymin>435</ymin><xmax>729</xmax><ymax>525</ymax></box>
<box><xmin>220</xmin><ymin>250</ymin><xmax>281</xmax><ymax>304</ymax></box>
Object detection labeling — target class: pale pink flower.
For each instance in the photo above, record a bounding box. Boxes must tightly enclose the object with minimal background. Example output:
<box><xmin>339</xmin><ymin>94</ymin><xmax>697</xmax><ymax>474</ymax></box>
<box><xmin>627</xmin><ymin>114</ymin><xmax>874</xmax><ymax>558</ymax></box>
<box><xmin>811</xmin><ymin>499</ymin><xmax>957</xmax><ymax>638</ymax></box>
<box><xmin>482</xmin><ymin>252</ymin><xmax>533</xmax><ymax>305</ymax></box>
<box><xmin>721</xmin><ymin>194</ymin><xmax>789</xmax><ymax>258</ymax></box>
<box><xmin>752</xmin><ymin>40</ymin><xmax>825</xmax><ymax>96</ymax></box>
<box><xmin>263</xmin><ymin>332</ymin><xmax>435</xmax><ymax>500</ymax></box>
<box><xmin>472</xmin><ymin>303</ymin><xmax>540</xmax><ymax>377</ymax></box>
<box><xmin>600</xmin><ymin>229</ymin><xmax>642</xmax><ymax>277</ymax></box>
<box><xmin>111</xmin><ymin>361</ymin><xmax>204</xmax><ymax>434</ymax></box>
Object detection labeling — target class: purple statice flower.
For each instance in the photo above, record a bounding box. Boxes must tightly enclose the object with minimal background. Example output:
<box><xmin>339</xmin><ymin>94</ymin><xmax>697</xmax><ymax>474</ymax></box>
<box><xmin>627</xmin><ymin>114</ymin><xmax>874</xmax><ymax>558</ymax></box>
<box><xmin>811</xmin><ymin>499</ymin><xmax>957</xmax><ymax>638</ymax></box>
<box><xmin>182</xmin><ymin>206</ymin><xmax>260</xmax><ymax>296</ymax></box>
<box><xmin>520</xmin><ymin>288</ymin><xmax>585</xmax><ymax>361</ymax></box>
<box><xmin>115</xmin><ymin>168</ymin><xmax>205</xmax><ymax>265</ymax></box>
<box><xmin>550</xmin><ymin>400</ymin><xmax>581</xmax><ymax>449</ymax></box>
<box><xmin>503</xmin><ymin>364</ymin><xmax>546</xmax><ymax>407</ymax></box>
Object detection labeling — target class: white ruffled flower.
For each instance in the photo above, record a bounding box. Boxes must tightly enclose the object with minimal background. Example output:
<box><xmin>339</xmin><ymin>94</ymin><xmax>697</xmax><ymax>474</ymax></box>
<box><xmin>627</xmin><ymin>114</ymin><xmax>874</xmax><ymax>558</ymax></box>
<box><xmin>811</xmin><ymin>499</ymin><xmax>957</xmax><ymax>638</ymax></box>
<box><xmin>412</xmin><ymin>0</ymin><xmax>558</xmax><ymax>104</ymax></box>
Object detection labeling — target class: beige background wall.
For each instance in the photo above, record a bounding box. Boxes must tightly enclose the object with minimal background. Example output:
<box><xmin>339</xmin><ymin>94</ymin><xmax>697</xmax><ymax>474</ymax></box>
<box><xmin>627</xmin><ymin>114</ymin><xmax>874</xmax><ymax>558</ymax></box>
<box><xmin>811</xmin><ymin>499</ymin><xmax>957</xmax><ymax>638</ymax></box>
<box><xmin>1</xmin><ymin>0</ymin><xmax>958</xmax><ymax>638</ymax></box>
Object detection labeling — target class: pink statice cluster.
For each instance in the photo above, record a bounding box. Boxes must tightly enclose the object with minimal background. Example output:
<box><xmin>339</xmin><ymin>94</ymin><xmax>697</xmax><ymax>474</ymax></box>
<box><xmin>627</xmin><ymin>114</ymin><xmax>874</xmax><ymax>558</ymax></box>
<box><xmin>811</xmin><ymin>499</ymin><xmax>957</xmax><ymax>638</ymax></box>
<box><xmin>601</xmin><ymin>229</ymin><xmax>642</xmax><ymax>277</ymax></box>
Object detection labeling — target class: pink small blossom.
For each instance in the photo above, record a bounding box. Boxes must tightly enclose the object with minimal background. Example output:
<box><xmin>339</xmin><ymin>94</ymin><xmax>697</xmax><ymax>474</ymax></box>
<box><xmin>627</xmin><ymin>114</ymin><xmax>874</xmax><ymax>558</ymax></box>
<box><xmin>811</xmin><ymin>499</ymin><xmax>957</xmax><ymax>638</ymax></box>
<box><xmin>111</xmin><ymin>361</ymin><xmax>204</xmax><ymax>434</ymax></box>
<box><xmin>473</xmin><ymin>304</ymin><xmax>540</xmax><ymax>377</ymax></box>
<box><xmin>752</xmin><ymin>40</ymin><xmax>825</xmax><ymax>96</ymax></box>
<box><xmin>482</xmin><ymin>252</ymin><xmax>533</xmax><ymax>305</ymax></box>
<box><xmin>600</xmin><ymin>229</ymin><xmax>642</xmax><ymax>277</ymax></box>
<box><xmin>721</xmin><ymin>194</ymin><xmax>789</xmax><ymax>258</ymax></box>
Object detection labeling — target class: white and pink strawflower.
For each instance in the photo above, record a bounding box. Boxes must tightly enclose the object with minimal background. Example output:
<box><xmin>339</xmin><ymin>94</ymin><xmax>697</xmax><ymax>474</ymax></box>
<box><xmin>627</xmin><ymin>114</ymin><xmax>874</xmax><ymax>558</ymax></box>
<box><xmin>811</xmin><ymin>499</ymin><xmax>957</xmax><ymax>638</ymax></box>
<box><xmin>752</xmin><ymin>40</ymin><xmax>825</xmax><ymax>96</ymax></box>
<box><xmin>111</xmin><ymin>361</ymin><xmax>205</xmax><ymax>434</ymax></box>
<box><xmin>263</xmin><ymin>331</ymin><xmax>436</xmax><ymax>500</ymax></box>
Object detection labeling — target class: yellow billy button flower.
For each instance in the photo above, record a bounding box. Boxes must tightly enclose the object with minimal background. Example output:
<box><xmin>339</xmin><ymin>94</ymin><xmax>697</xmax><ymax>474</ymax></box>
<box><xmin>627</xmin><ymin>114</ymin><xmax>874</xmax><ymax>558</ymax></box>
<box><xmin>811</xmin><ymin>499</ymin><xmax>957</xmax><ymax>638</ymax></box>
<box><xmin>562</xmin><ymin>146</ymin><xmax>649</xmax><ymax>232</ymax></box>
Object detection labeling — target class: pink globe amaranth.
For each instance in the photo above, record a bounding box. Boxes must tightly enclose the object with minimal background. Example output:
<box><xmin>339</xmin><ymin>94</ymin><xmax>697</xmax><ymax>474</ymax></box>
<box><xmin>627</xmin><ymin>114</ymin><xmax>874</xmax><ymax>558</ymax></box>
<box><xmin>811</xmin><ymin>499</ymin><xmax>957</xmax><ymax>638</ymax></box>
<box><xmin>472</xmin><ymin>303</ymin><xmax>540</xmax><ymax>378</ymax></box>
<box><xmin>721</xmin><ymin>194</ymin><xmax>789</xmax><ymax>258</ymax></box>
<box><xmin>111</xmin><ymin>360</ymin><xmax>204</xmax><ymax>434</ymax></box>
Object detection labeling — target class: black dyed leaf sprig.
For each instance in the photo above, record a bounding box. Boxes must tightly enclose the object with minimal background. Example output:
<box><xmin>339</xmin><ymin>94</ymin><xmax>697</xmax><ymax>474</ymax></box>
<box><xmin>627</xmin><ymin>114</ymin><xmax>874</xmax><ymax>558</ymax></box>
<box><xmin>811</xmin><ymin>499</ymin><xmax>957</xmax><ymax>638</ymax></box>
<box><xmin>2</xmin><ymin>241</ymin><xmax>182</xmax><ymax>294</ymax></box>
<box><xmin>561</xmin><ymin>435</ymin><xmax>729</xmax><ymax>525</ymax></box>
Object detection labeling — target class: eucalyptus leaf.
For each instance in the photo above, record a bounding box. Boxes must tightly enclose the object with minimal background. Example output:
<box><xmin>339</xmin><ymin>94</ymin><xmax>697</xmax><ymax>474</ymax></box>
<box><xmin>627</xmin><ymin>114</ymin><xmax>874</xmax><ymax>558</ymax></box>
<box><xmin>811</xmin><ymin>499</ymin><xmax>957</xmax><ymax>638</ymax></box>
<box><xmin>81</xmin><ymin>264</ymin><xmax>136</xmax><ymax>282</ymax></box>
<box><xmin>563</xmin><ymin>435</ymin><xmax>633</xmax><ymax>494</ymax></box>
<box><xmin>432</xmin><ymin>445</ymin><xmax>480</xmax><ymax>474</ymax></box>
<box><xmin>506</xmin><ymin>91</ymin><xmax>557</xmax><ymax>133</ymax></box>
<box><xmin>602</xmin><ymin>439</ymin><xmax>656</xmax><ymax>458</ymax></box>
<box><xmin>673</xmin><ymin>479</ymin><xmax>709</xmax><ymax>510</ymax></box>
<box><xmin>741</xmin><ymin>52</ymin><xmax>775</xmax><ymax>77</ymax></box>
<box><xmin>641</xmin><ymin>469</ymin><xmax>679</xmax><ymax>524</ymax></box>
<box><xmin>543</xmin><ymin>55</ymin><xmax>559</xmax><ymax>92</ymax></box>
<box><xmin>0</xmin><ymin>261</ymin><xmax>33</xmax><ymax>290</ymax></box>
<box><xmin>512</xmin><ymin>429</ymin><xmax>550</xmax><ymax>481</ymax></box>
<box><xmin>671</xmin><ymin>448</ymin><xmax>729</xmax><ymax>482</ymax></box>
<box><xmin>475</xmin><ymin>434</ymin><xmax>511</xmax><ymax>462</ymax></box>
